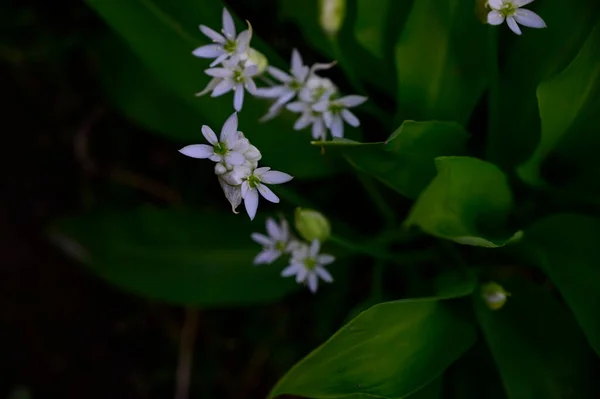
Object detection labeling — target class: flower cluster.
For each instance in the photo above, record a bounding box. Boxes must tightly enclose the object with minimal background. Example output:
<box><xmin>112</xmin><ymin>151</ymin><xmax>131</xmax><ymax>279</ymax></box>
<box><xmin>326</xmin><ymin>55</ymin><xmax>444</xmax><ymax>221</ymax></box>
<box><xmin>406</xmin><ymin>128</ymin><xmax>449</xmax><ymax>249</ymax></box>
<box><xmin>486</xmin><ymin>0</ymin><xmax>546</xmax><ymax>35</ymax></box>
<box><xmin>252</xmin><ymin>217</ymin><xmax>335</xmax><ymax>293</ymax></box>
<box><xmin>179</xmin><ymin>112</ymin><xmax>292</xmax><ymax>220</ymax></box>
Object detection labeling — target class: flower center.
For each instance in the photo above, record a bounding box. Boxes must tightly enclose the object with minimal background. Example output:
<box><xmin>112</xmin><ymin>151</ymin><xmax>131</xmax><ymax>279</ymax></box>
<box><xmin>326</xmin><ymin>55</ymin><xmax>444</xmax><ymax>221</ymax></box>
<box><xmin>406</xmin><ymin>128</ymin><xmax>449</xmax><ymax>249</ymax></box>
<box><xmin>289</xmin><ymin>80</ymin><xmax>303</xmax><ymax>91</ymax></box>
<box><xmin>275</xmin><ymin>241</ymin><xmax>286</xmax><ymax>252</ymax></box>
<box><xmin>214</xmin><ymin>142</ymin><xmax>228</xmax><ymax>155</ymax></box>
<box><xmin>224</xmin><ymin>39</ymin><xmax>237</xmax><ymax>53</ymax></box>
<box><xmin>304</xmin><ymin>257</ymin><xmax>317</xmax><ymax>270</ymax></box>
<box><xmin>312</xmin><ymin>86</ymin><xmax>327</xmax><ymax>102</ymax></box>
<box><xmin>330</xmin><ymin>102</ymin><xmax>344</xmax><ymax>114</ymax></box>
<box><xmin>247</xmin><ymin>174</ymin><xmax>261</xmax><ymax>189</ymax></box>
<box><xmin>233</xmin><ymin>69</ymin><xmax>245</xmax><ymax>83</ymax></box>
<box><xmin>500</xmin><ymin>2</ymin><xmax>516</xmax><ymax>16</ymax></box>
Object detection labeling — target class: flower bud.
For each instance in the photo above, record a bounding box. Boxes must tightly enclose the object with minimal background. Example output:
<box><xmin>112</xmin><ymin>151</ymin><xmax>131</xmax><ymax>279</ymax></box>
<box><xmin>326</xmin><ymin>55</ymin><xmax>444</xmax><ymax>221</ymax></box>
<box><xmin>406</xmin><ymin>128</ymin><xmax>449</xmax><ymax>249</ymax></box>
<box><xmin>319</xmin><ymin>0</ymin><xmax>346</xmax><ymax>37</ymax></box>
<box><xmin>481</xmin><ymin>281</ymin><xmax>511</xmax><ymax>310</ymax></box>
<box><xmin>294</xmin><ymin>208</ymin><xmax>331</xmax><ymax>242</ymax></box>
<box><xmin>245</xmin><ymin>48</ymin><xmax>269</xmax><ymax>75</ymax></box>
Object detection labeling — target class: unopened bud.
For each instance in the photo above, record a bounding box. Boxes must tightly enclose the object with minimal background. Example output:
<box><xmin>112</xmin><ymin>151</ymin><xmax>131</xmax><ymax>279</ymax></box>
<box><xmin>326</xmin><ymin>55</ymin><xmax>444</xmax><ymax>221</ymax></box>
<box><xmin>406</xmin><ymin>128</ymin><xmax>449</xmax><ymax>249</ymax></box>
<box><xmin>319</xmin><ymin>0</ymin><xmax>346</xmax><ymax>37</ymax></box>
<box><xmin>245</xmin><ymin>48</ymin><xmax>268</xmax><ymax>74</ymax></box>
<box><xmin>294</xmin><ymin>208</ymin><xmax>331</xmax><ymax>242</ymax></box>
<box><xmin>481</xmin><ymin>282</ymin><xmax>511</xmax><ymax>310</ymax></box>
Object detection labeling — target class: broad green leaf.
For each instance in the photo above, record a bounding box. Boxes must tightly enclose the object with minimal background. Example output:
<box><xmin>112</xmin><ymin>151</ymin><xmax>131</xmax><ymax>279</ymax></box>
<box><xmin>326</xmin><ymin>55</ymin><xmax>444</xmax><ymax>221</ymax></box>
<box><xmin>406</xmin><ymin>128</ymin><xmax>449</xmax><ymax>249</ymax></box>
<box><xmin>524</xmin><ymin>214</ymin><xmax>600</xmax><ymax>357</ymax></box>
<box><xmin>518</xmin><ymin>20</ymin><xmax>600</xmax><ymax>186</ymax></box>
<box><xmin>88</xmin><ymin>0</ymin><xmax>338</xmax><ymax>179</ymax></box>
<box><xmin>50</xmin><ymin>208</ymin><xmax>301</xmax><ymax>307</ymax></box>
<box><xmin>487</xmin><ymin>1</ymin><xmax>600</xmax><ymax>169</ymax></box>
<box><xmin>315</xmin><ymin>121</ymin><xmax>469</xmax><ymax>199</ymax></box>
<box><xmin>474</xmin><ymin>277</ymin><xmax>597</xmax><ymax>398</ymax></box>
<box><xmin>270</xmin><ymin>290</ymin><xmax>476</xmax><ymax>399</ymax></box>
<box><xmin>405</xmin><ymin>156</ymin><xmax>520</xmax><ymax>247</ymax></box>
<box><xmin>394</xmin><ymin>0</ymin><xmax>488</xmax><ymax>125</ymax></box>
<box><xmin>354</xmin><ymin>0</ymin><xmax>391</xmax><ymax>59</ymax></box>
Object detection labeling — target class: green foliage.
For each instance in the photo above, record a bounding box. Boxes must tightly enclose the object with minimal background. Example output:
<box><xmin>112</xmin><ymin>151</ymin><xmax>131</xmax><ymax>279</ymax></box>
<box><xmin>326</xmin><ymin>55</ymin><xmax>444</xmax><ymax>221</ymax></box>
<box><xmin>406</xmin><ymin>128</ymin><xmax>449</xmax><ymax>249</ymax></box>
<box><xmin>405</xmin><ymin>157</ymin><xmax>521</xmax><ymax>247</ymax></box>
<box><xmin>316</xmin><ymin>121</ymin><xmax>469</xmax><ymax>199</ymax></box>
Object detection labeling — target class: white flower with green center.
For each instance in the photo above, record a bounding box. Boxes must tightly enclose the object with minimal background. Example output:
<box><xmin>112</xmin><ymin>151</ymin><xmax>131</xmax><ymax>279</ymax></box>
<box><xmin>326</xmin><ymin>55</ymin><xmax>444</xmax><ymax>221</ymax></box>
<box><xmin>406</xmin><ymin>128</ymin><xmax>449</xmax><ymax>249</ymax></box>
<box><xmin>192</xmin><ymin>7</ymin><xmax>252</xmax><ymax>67</ymax></box>
<box><xmin>313</xmin><ymin>95</ymin><xmax>367</xmax><ymax>138</ymax></box>
<box><xmin>240</xmin><ymin>167</ymin><xmax>293</xmax><ymax>221</ymax></box>
<box><xmin>285</xmin><ymin>101</ymin><xmax>327</xmax><ymax>140</ymax></box>
<box><xmin>281</xmin><ymin>239</ymin><xmax>334</xmax><ymax>293</ymax></box>
<box><xmin>251</xmin><ymin>217</ymin><xmax>293</xmax><ymax>264</ymax></box>
<box><xmin>487</xmin><ymin>0</ymin><xmax>546</xmax><ymax>35</ymax></box>
<box><xmin>200</xmin><ymin>58</ymin><xmax>259</xmax><ymax>112</ymax></box>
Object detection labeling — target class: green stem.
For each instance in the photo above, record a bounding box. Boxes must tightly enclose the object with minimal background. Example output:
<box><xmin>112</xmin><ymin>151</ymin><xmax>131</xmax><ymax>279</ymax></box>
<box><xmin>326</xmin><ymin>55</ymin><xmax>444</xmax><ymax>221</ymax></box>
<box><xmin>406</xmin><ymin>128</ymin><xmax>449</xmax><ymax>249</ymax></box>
<box><xmin>356</xmin><ymin>173</ymin><xmax>395</xmax><ymax>227</ymax></box>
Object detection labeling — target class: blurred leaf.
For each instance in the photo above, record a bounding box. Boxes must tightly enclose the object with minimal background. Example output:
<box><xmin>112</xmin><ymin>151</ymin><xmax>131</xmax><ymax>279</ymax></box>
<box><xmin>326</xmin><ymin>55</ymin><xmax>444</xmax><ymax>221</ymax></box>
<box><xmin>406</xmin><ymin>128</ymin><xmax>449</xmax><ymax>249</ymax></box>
<box><xmin>474</xmin><ymin>277</ymin><xmax>597</xmax><ymax>398</ymax></box>
<box><xmin>278</xmin><ymin>0</ymin><xmax>334</xmax><ymax>57</ymax></box>
<box><xmin>50</xmin><ymin>208</ymin><xmax>301</xmax><ymax>307</ymax></box>
<box><xmin>270</xmin><ymin>289</ymin><xmax>476</xmax><ymax>399</ymax></box>
<box><xmin>394</xmin><ymin>0</ymin><xmax>488</xmax><ymax>125</ymax></box>
<box><xmin>405</xmin><ymin>156</ymin><xmax>520</xmax><ymax>247</ymax></box>
<box><xmin>518</xmin><ymin>20</ymin><xmax>600</xmax><ymax>186</ymax></box>
<box><xmin>487</xmin><ymin>1</ymin><xmax>600</xmax><ymax>169</ymax></box>
<box><xmin>87</xmin><ymin>0</ymin><xmax>339</xmax><ymax>179</ymax></box>
<box><xmin>524</xmin><ymin>214</ymin><xmax>600</xmax><ymax>357</ymax></box>
<box><xmin>315</xmin><ymin>121</ymin><xmax>469</xmax><ymax>199</ymax></box>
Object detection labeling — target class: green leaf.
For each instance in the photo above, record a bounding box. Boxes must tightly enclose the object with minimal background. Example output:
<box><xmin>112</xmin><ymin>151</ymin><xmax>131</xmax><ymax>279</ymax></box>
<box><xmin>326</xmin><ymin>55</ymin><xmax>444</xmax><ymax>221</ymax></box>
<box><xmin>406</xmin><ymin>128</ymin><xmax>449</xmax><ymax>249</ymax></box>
<box><xmin>50</xmin><ymin>208</ymin><xmax>301</xmax><ymax>307</ymax></box>
<box><xmin>270</xmin><ymin>290</ymin><xmax>476</xmax><ymax>399</ymax></box>
<box><xmin>87</xmin><ymin>0</ymin><xmax>338</xmax><ymax>179</ymax></box>
<box><xmin>474</xmin><ymin>277</ymin><xmax>598</xmax><ymax>398</ymax></box>
<box><xmin>394</xmin><ymin>0</ymin><xmax>488</xmax><ymax>125</ymax></box>
<box><xmin>405</xmin><ymin>156</ymin><xmax>520</xmax><ymax>247</ymax></box>
<box><xmin>487</xmin><ymin>1</ymin><xmax>600</xmax><ymax>169</ymax></box>
<box><xmin>315</xmin><ymin>121</ymin><xmax>469</xmax><ymax>199</ymax></box>
<box><xmin>518</xmin><ymin>20</ymin><xmax>600</xmax><ymax>186</ymax></box>
<box><xmin>523</xmin><ymin>213</ymin><xmax>600</xmax><ymax>357</ymax></box>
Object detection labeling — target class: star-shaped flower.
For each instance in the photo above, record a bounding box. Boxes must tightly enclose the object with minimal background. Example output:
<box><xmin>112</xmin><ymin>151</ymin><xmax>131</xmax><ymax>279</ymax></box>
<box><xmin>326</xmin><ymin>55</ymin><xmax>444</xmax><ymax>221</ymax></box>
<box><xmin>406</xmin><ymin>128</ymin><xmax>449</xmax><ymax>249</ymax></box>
<box><xmin>200</xmin><ymin>58</ymin><xmax>259</xmax><ymax>112</ymax></box>
<box><xmin>281</xmin><ymin>239</ymin><xmax>334</xmax><ymax>293</ymax></box>
<box><xmin>313</xmin><ymin>95</ymin><xmax>367</xmax><ymax>138</ymax></box>
<box><xmin>487</xmin><ymin>0</ymin><xmax>546</xmax><ymax>35</ymax></box>
<box><xmin>239</xmin><ymin>167</ymin><xmax>293</xmax><ymax>220</ymax></box>
<box><xmin>251</xmin><ymin>217</ymin><xmax>293</xmax><ymax>264</ymax></box>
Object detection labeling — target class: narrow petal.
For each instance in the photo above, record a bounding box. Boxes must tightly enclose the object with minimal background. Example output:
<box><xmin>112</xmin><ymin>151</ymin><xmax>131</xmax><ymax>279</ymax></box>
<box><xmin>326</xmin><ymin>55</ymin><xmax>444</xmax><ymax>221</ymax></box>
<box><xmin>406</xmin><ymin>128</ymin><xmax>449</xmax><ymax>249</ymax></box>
<box><xmin>488</xmin><ymin>0</ymin><xmax>503</xmax><ymax>9</ymax></box>
<box><xmin>205</xmin><ymin>67</ymin><xmax>233</xmax><ymax>78</ymax></box>
<box><xmin>307</xmin><ymin>273</ymin><xmax>318</xmax><ymax>293</ymax></box>
<box><xmin>322</xmin><ymin>110</ymin><xmax>333</xmax><ymax>128</ymax></box>
<box><xmin>236</xmin><ymin>30</ymin><xmax>252</xmax><ymax>50</ymax></box>
<box><xmin>218</xmin><ymin>177</ymin><xmax>242</xmax><ymax>214</ymax></box>
<box><xmin>312</xmin><ymin>100</ymin><xmax>329</xmax><ymax>113</ymax></box>
<box><xmin>254</xmin><ymin>167</ymin><xmax>271</xmax><ymax>176</ymax></box>
<box><xmin>514</xmin><ymin>9</ymin><xmax>547</xmax><ymax>28</ymax></box>
<box><xmin>296</xmin><ymin>266</ymin><xmax>308</xmax><ymax>283</ymax></box>
<box><xmin>506</xmin><ymin>16</ymin><xmax>522</xmax><ymax>35</ymax></box>
<box><xmin>224</xmin><ymin>151</ymin><xmax>245</xmax><ymax>166</ymax></box>
<box><xmin>245</xmin><ymin>78</ymin><xmax>257</xmax><ymax>95</ymax></box>
<box><xmin>195</xmin><ymin>77</ymin><xmax>220</xmax><ymax>97</ymax></box>
<box><xmin>199</xmin><ymin>25</ymin><xmax>226</xmax><ymax>43</ymax></box>
<box><xmin>267</xmin><ymin>66</ymin><xmax>292</xmax><ymax>83</ymax></box>
<box><xmin>513</xmin><ymin>0</ymin><xmax>535</xmax><ymax>6</ymax></box>
<box><xmin>211</xmin><ymin>80</ymin><xmax>235</xmax><ymax>97</ymax></box>
<box><xmin>222</xmin><ymin>7</ymin><xmax>236</xmax><ymax>38</ymax></box>
<box><xmin>209</xmin><ymin>53</ymin><xmax>230</xmax><ymax>67</ymax></box>
<box><xmin>253</xmin><ymin>249</ymin><xmax>281</xmax><ymax>265</ymax></box>
<box><xmin>276</xmin><ymin>90</ymin><xmax>296</xmax><ymax>106</ymax></box>
<box><xmin>179</xmin><ymin>144</ymin><xmax>214</xmax><ymax>159</ymax></box>
<box><xmin>309</xmin><ymin>61</ymin><xmax>336</xmax><ymax>75</ymax></box>
<box><xmin>234</xmin><ymin>85</ymin><xmax>245</xmax><ymax>111</ymax></box>
<box><xmin>294</xmin><ymin>114</ymin><xmax>312</xmax><ymax>130</ymax></box>
<box><xmin>317</xmin><ymin>254</ymin><xmax>335</xmax><ymax>265</ymax></box>
<box><xmin>312</xmin><ymin>118</ymin><xmax>326</xmax><ymax>140</ymax></box>
<box><xmin>315</xmin><ymin>266</ymin><xmax>333</xmax><ymax>282</ymax></box>
<box><xmin>341</xmin><ymin>109</ymin><xmax>360</xmax><ymax>127</ymax></box>
<box><xmin>487</xmin><ymin>10</ymin><xmax>505</xmax><ymax>25</ymax></box>
<box><xmin>337</xmin><ymin>95</ymin><xmax>368</xmax><ymax>108</ymax></box>
<box><xmin>201</xmin><ymin>125</ymin><xmax>219</xmax><ymax>145</ymax></box>
<box><xmin>330</xmin><ymin>115</ymin><xmax>344</xmax><ymax>138</ymax></box>
<box><xmin>257</xmin><ymin>184</ymin><xmax>280</xmax><ymax>203</ymax></box>
<box><xmin>192</xmin><ymin>44</ymin><xmax>224</xmax><ymax>58</ymax></box>
<box><xmin>244</xmin><ymin>64</ymin><xmax>259</xmax><ymax>77</ymax></box>
<box><xmin>244</xmin><ymin>188</ymin><xmax>259</xmax><ymax>220</ymax></box>
<box><xmin>309</xmin><ymin>239</ymin><xmax>320</xmax><ymax>257</ymax></box>
<box><xmin>260</xmin><ymin>170</ymin><xmax>293</xmax><ymax>184</ymax></box>
<box><xmin>266</xmin><ymin>217</ymin><xmax>281</xmax><ymax>239</ymax></box>
<box><xmin>281</xmin><ymin>263</ymin><xmax>301</xmax><ymax>277</ymax></box>
<box><xmin>286</xmin><ymin>101</ymin><xmax>306</xmax><ymax>113</ymax></box>
<box><xmin>251</xmin><ymin>232</ymin><xmax>273</xmax><ymax>246</ymax></box>
<box><xmin>254</xmin><ymin>86</ymin><xmax>287</xmax><ymax>98</ymax></box>
<box><xmin>220</xmin><ymin>112</ymin><xmax>238</xmax><ymax>141</ymax></box>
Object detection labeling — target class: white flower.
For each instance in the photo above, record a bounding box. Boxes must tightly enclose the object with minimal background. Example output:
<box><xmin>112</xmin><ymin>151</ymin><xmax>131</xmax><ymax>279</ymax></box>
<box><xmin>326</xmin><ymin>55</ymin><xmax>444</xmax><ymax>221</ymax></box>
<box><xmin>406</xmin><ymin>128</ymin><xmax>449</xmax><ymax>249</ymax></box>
<box><xmin>251</xmin><ymin>217</ymin><xmax>293</xmax><ymax>264</ymax></box>
<box><xmin>240</xmin><ymin>167</ymin><xmax>293</xmax><ymax>220</ymax></box>
<box><xmin>313</xmin><ymin>95</ymin><xmax>367</xmax><ymax>138</ymax></box>
<box><xmin>192</xmin><ymin>8</ymin><xmax>252</xmax><ymax>66</ymax></box>
<box><xmin>298</xmin><ymin>75</ymin><xmax>337</xmax><ymax>104</ymax></box>
<box><xmin>281</xmin><ymin>239</ymin><xmax>334</xmax><ymax>293</ymax></box>
<box><xmin>200</xmin><ymin>58</ymin><xmax>259</xmax><ymax>112</ymax></box>
<box><xmin>179</xmin><ymin>112</ymin><xmax>248</xmax><ymax>169</ymax></box>
<box><xmin>487</xmin><ymin>0</ymin><xmax>546</xmax><ymax>35</ymax></box>
<box><xmin>218</xmin><ymin>176</ymin><xmax>242</xmax><ymax>214</ymax></box>
<box><xmin>285</xmin><ymin>101</ymin><xmax>328</xmax><ymax>140</ymax></box>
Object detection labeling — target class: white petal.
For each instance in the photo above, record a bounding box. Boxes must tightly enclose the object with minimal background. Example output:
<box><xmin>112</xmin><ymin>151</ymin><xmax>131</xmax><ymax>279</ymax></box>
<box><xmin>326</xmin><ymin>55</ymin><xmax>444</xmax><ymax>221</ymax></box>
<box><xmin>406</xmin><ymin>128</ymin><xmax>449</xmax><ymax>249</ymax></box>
<box><xmin>315</xmin><ymin>266</ymin><xmax>333</xmax><ymax>282</ymax></box>
<box><xmin>487</xmin><ymin>10</ymin><xmax>505</xmax><ymax>25</ymax></box>
<box><xmin>267</xmin><ymin>66</ymin><xmax>292</xmax><ymax>83</ymax></box>
<box><xmin>514</xmin><ymin>9</ymin><xmax>547</xmax><ymax>28</ymax></box>
<box><xmin>204</xmin><ymin>67</ymin><xmax>233</xmax><ymax>78</ymax></box>
<box><xmin>222</xmin><ymin>8</ymin><xmax>236</xmax><ymax>38</ymax></box>
<box><xmin>266</xmin><ymin>218</ymin><xmax>281</xmax><ymax>239</ymax></box>
<box><xmin>254</xmin><ymin>167</ymin><xmax>271</xmax><ymax>176</ymax></box>
<box><xmin>244</xmin><ymin>188</ymin><xmax>259</xmax><ymax>220</ymax></box>
<box><xmin>220</xmin><ymin>112</ymin><xmax>238</xmax><ymax>141</ymax></box>
<box><xmin>245</xmin><ymin>78</ymin><xmax>257</xmax><ymax>95</ymax></box>
<box><xmin>244</xmin><ymin>64</ymin><xmax>259</xmax><ymax>77</ymax></box>
<box><xmin>514</xmin><ymin>0</ymin><xmax>535</xmax><ymax>6</ymax></box>
<box><xmin>322</xmin><ymin>111</ymin><xmax>333</xmax><ymax>128</ymax></box>
<box><xmin>192</xmin><ymin>44</ymin><xmax>224</xmax><ymax>58</ymax></box>
<box><xmin>179</xmin><ymin>144</ymin><xmax>214</xmax><ymax>159</ymax></box>
<box><xmin>257</xmin><ymin>184</ymin><xmax>280</xmax><ymax>203</ymax></box>
<box><xmin>330</xmin><ymin>115</ymin><xmax>344</xmax><ymax>138</ymax></box>
<box><xmin>215</xmin><ymin>163</ymin><xmax>227</xmax><ymax>175</ymax></box>
<box><xmin>281</xmin><ymin>263</ymin><xmax>301</xmax><ymax>277</ymax></box>
<box><xmin>224</xmin><ymin>151</ymin><xmax>245</xmax><ymax>166</ymax></box>
<box><xmin>209</xmin><ymin>53</ymin><xmax>230</xmax><ymax>67</ymax></box>
<box><xmin>254</xmin><ymin>86</ymin><xmax>287</xmax><ymax>98</ymax></box>
<box><xmin>286</xmin><ymin>101</ymin><xmax>306</xmax><ymax>113</ymax></box>
<box><xmin>253</xmin><ymin>249</ymin><xmax>281</xmax><ymax>265</ymax></box>
<box><xmin>337</xmin><ymin>95</ymin><xmax>368</xmax><ymax>108</ymax></box>
<box><xmin>309</xmin><ymin>239</ymin><xmax>320</xmax><ymax>257</ymax></box>
<box><xmin>317</xmin><ymin>254</ymin><xmax>335</xmax><ymax>265</ymax></box>
<box><xmin>199</xmin><ymin>25</ymin><xmax>226</xmax><ymax>43</ymax></box>
<box><xmin>201</xmin><ymin>125</ymin><xmax>218</xmax><ymax>145</ymax></box>
<box><xmin>293</xmin><ymin>266</ymin><xmax>306</xmax><ymax>283</ymax></box>
<box><xmin>211</xmin><ymin>80</ymin><xmax>235</xmax><ymax>97</ymax></box>
<box><xmin>341</xmin><ymin>109</ymin><xmax>360</xmax><ymax>127</ymax></box>
<box><xmin>294</xmin><ymin>114</ymin><xmax>312</xmax><ymax>130</ymax></box>
<box><xmin>234</xmin><ymin>85</ymin><xmax>245</xmax><ymax>111</ymax></box>
<box><xmin>312</xmin><ymin>100</ymin><xmax>329</xmax><ymax>113</ymax></box>
<box><xmin>260</xmin><ymin>170</ymin><xmax>293</xmax><ymax>184</ymax></box>
<box><xmin>291</xmin><ymin>49</ymin><xmax>303</xmax><ymax>75</ymax></box>
<box><xmin>196</xmin><ymin>77</ymin><xmax>220</xmax><ymax>97</ymax></box>
<box><xmin>218</xmin><ymin>177</ymin><xmax>242</xmax><ymax>214</ymax></box>
<box><xmin>307</xmin><ymin>273</ymin><xmax>318</xmax><ymax>293</ymax></box>
<box><xmin>506</xmin><ymin>16</ymin><xmax>522</xmax><ymax>35</ymax></box>
<box><xmin>312</xmin><ymin>118</ymin><xmax>326</xmax><ymax>140</ymax></box>
<box><xmin>487</xmin><ymin>0</ymin><xmax>503</xmax><ymax>9</ymax></box>
<box><xmin>280</xmin><ymin>219</ymin><xmax>290</xmax><ymax>242</ymax></box>
<box><xmin>251</xmin><ymin>232</ymin><xmax>273</xmax><ymax>246</ymax></box>
<box><xmin>236</xmin><ymin>30</ymin><xmax>252</xmax><ymax>51</ymax></box>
